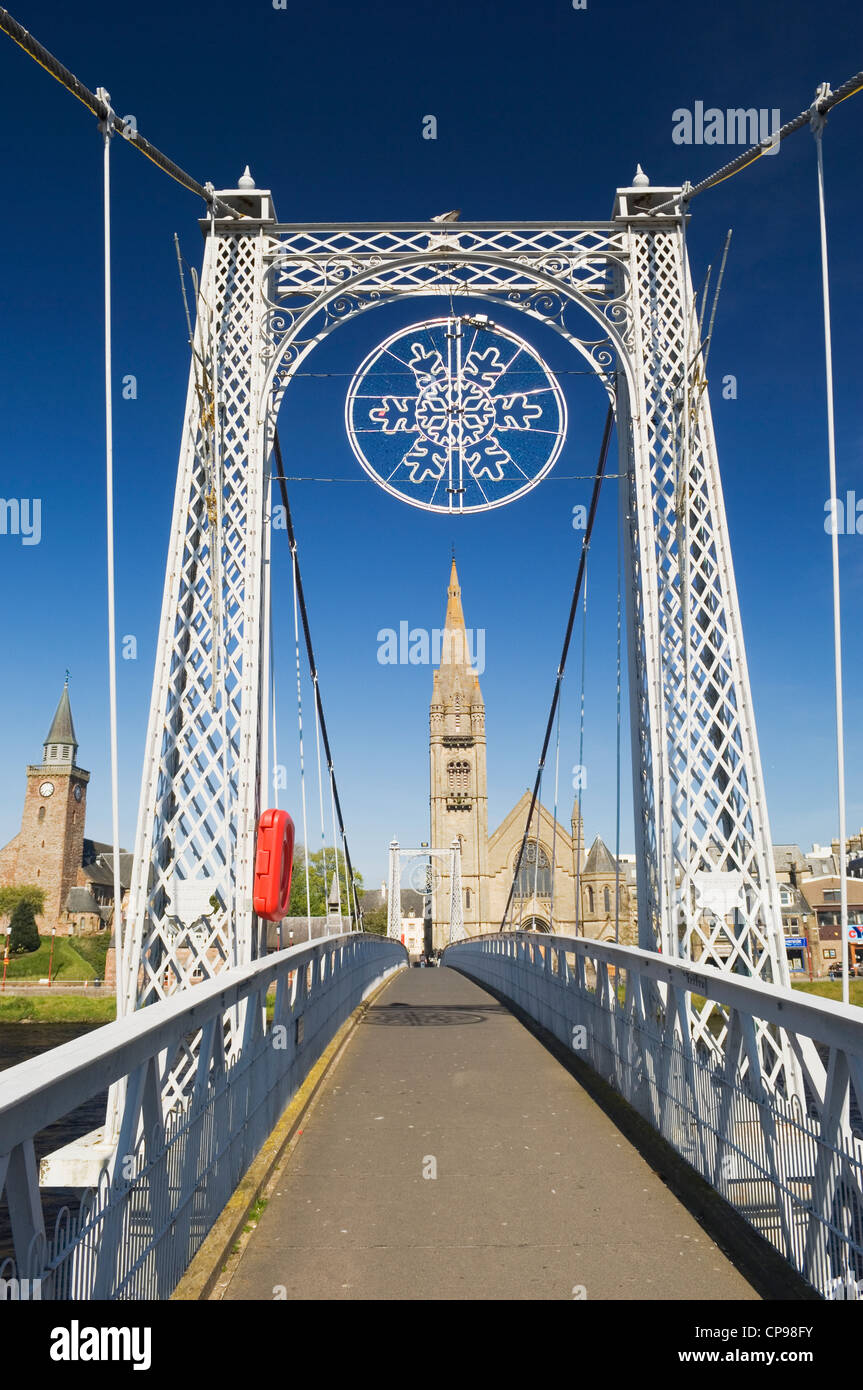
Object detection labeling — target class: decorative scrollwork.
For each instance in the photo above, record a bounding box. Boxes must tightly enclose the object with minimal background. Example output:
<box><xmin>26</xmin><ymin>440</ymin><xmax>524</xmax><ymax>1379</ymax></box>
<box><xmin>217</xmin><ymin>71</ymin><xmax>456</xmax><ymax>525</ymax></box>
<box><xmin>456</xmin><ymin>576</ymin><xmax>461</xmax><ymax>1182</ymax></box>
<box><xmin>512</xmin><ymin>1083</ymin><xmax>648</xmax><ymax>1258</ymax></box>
<box><xmin>258</xmin><ymin>227</ymin><xmax>637</xmax><ymax>442</ymax></box>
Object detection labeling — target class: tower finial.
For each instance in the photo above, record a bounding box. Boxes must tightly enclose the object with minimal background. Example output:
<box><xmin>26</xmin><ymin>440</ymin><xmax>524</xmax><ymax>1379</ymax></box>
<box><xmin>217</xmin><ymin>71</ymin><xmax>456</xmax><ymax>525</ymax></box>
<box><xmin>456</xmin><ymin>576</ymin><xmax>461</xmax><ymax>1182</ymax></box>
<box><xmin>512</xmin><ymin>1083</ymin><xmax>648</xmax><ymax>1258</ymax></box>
<box><xmin>64</xmin><ymin>669</ymin><xmax>70</xmax><ymax>687</ymax></box>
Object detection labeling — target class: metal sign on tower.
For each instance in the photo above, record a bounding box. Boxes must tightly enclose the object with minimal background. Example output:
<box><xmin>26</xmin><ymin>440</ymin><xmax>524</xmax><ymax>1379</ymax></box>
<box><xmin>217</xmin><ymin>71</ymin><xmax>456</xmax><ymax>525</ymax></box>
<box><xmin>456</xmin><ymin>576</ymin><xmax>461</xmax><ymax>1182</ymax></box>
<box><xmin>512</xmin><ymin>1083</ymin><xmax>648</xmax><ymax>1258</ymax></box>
<box><xmin>119</xmin><ymin>168</ymin><xmax>791</xmax><ymax>1089</ymax></box>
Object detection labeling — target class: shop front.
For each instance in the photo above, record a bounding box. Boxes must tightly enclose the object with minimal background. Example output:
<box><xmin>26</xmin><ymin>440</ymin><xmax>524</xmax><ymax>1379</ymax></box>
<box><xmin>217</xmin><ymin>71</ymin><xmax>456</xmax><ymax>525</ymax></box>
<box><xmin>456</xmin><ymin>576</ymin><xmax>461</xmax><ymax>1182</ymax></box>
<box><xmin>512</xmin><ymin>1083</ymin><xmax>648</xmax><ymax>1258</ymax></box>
<box><xmin>784</xmin><ymin>934</ymin><xmax>810</xmax><ymax>977</ymax></box>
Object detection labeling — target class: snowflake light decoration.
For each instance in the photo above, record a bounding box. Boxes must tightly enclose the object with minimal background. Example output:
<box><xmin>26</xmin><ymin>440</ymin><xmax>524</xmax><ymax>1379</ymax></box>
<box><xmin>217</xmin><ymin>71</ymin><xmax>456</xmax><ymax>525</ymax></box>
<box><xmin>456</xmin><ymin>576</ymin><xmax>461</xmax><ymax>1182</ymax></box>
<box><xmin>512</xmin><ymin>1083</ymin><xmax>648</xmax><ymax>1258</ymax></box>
<box><xmin>345</xmin><ymin>316</ymin><xmax>567</xmax><ymax>513</ymax></box>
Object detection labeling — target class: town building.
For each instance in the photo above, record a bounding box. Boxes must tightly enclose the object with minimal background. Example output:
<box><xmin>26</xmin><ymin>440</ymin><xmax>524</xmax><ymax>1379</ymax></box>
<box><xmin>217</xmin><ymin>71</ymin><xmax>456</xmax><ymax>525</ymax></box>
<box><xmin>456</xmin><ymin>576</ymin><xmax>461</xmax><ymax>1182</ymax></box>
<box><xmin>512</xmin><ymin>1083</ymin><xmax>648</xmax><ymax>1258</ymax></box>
<box><xmin>0</xmin><ymin>680</ymin><xmax>131</xmax><ymax>936</ymax></box>
<box><xmin>429</xmin><ymin>561</ymin><xmax>638</xmax><ymax>949</ymax></box>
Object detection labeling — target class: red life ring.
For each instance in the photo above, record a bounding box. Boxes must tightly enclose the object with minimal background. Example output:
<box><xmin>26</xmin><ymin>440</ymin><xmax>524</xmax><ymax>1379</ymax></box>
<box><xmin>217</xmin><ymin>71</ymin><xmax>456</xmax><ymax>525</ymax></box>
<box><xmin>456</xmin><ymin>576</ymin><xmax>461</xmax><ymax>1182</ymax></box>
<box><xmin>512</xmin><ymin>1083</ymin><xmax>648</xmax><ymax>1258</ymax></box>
<box><xmin>253</xmin><ymin>808</ymin><xmax>295</xmax><ymax>921</ymax></box>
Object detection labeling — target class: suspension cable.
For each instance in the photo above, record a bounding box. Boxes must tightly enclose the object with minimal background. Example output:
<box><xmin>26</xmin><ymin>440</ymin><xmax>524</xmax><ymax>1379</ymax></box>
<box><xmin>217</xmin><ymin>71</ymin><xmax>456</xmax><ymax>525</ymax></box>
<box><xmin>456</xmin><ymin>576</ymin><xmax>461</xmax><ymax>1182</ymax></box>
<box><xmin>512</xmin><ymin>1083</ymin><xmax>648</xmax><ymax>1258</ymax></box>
<box><xmin>312</xmin><ymin>676</ymin><xmax>331</xmax><ymax>932</ymax></box>
<box><xmin>614</xmin><ymin>478</ymin><xmax>623</xmax><ymax>945</ymax></box>
<box><xmin>290</xmin><ymin>542</ymin><xmax>313</xmax><ymax>938</ymax></box>
<box><xmin>328</xmin><ymin>770</ymin><xmax>345</xmax><ymax>927</ymax></box>
<box><xmin>811</xmin><ymin>101</ymin><xmax>850</xmax><ymax>1006</ymax></box>
<box><xmin>499</xmin><ymin>405</ymin><xmax>614</xmax><ymax>932</ymax></box>
<box><xmin>0</xmin><ymin>7</ymin><xmax>241</xmax><ymax>220</ymax></box>
<box><xmin>548</xmin><ymin>693</ymin><xmax>562</xmax><ymax>935</ymax></box>
<box><xmin>3</xmin><ymin>4</ymin><xmax>858</xmax><ymax>234</ymax></box>
<box><xmin>649</xmin><ymin>71</ymin><xmax>863</xmax><ymax>216</ymax></box>
<box><xmin>99</xmin><ymin>95</ymin><xmax>124</xmax><ymax>1016</ymax></box>
<box><xmin>574</xmin><ymin>570</ymin><xmax>588</xmax><ymax>938</ymax></box>
<box><xmin>272</xmin><ymin>432</ymin><xmax>364</xmax><ymax>930</ymax></box>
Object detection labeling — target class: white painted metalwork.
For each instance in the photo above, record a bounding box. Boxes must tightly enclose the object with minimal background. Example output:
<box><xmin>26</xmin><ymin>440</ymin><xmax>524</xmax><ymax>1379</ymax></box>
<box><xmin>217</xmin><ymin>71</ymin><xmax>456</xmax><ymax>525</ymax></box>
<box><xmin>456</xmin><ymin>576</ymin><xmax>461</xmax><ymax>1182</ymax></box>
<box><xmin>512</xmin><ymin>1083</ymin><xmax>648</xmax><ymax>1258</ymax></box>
<box><xmin>387</xmin><ymin>841</ymin><xmax>463</xmax><ymax>944</ymax></box>
<box><xmin>386</xmin><ymin>839</ymin><xmax>401</xmax><ymax>942</ymax></box>
<box><xmin>613</xmin><ymin>182</ymin><xmax>793</xmax><ymax>1085</ymax></box>
<box><xmin>344</xmin><ymin>316</ymin><xmax>566</xmax><ymax>513</ymax></box>
<box><xmin>0</xmin><ymin>935</ymin><xmax>405</xmax><ymax>1299</ymax></box>
<box><xmin>119</xmin><ymin>180</ymin><xmax>793</xmax><ymax>1105</ymax></box>
<box><xmin>448</xmin><ymin>839</ymin><xmax>466</xmax><ymax>943</ymax></box>
<box><xmin>446</xmin><ymin>932</ymin><xmax>863</xmax><ymax>1299</ymax></box>
<box><xmin>122</xmin><ymin>194</ymin><xmax>272</xmax><ymax>1040</ymax></box>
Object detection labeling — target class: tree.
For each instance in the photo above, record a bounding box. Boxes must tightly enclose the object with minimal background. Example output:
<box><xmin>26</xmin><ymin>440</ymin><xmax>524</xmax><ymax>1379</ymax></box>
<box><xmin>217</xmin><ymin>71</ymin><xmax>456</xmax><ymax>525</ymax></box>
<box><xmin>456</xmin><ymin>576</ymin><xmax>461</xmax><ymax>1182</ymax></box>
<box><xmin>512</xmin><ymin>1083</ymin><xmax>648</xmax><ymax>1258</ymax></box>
<box><xmin>0</xmin><ymin>883</ymin><xmax>46</xmax><ymax>917</ymax></box>
<box><xmin>362</xmin><ymin>905</ymin><xmax>387</xmax><ymax>937</ymax></box>
<box><xmin>287</xmin><ymin>846</ymin><xmax>363</xmax><ymax>920</ymax></box>
<box><xmin>9</xmin><ymin>898</ymin><xmax>40</xmax><ymax>955</ymax></box>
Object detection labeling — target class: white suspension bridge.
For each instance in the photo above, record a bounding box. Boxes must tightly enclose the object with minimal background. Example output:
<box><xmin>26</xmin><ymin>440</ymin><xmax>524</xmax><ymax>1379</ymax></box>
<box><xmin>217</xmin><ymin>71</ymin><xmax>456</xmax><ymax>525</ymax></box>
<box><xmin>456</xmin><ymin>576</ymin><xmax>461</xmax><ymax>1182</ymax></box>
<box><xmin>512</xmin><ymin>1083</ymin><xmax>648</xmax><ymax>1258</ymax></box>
<box><xmin>0</xmin><ymin>7</ymin><xmax>861</xmax><ymax>1303</ymax></box>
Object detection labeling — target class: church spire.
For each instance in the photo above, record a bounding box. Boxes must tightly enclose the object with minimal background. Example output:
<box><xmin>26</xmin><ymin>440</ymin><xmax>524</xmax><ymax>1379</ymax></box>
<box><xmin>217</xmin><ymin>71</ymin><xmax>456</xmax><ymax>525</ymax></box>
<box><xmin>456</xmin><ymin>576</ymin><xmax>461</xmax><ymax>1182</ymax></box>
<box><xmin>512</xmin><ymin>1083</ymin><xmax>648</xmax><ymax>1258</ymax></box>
<box><xmin>442</xmin><ymin>557</ymin><xmax>468</xmax><ymax>664</ymax></box>
<box><xmin>432</xmin><ymin>556</ymin><xmax>483</xmax><ymax>700</ymax></box>
<box><xmin>43</xmin><ymin>676</ymin><xmax>78</xmax><ymax>765</ymax></box>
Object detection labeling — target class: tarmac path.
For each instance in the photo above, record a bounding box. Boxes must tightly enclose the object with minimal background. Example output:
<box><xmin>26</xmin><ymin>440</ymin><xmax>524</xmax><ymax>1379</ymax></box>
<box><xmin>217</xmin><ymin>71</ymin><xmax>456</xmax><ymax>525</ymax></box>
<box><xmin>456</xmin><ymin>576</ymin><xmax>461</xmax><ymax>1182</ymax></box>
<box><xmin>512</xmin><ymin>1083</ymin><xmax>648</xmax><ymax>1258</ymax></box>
<box><xmin>220</xmin><ymin>965</ymin><xmax>758</xmax><ymax>1301</ymax></box>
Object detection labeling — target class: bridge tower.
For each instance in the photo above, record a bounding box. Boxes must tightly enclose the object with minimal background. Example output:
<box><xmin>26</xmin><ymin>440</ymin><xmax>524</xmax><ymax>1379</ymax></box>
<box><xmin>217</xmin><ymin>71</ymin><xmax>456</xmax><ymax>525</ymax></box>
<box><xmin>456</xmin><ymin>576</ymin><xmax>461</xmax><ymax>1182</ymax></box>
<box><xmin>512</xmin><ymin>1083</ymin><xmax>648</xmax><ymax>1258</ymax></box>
<box><xmin>118</xmin><ymin>171</ymin><xmax>791</xmax><ymax>1083</ymax></box>
<box><xmin>119</xmin><ymin>174</ymin><xmax>278</xmax><ymax>1025</ymax></box>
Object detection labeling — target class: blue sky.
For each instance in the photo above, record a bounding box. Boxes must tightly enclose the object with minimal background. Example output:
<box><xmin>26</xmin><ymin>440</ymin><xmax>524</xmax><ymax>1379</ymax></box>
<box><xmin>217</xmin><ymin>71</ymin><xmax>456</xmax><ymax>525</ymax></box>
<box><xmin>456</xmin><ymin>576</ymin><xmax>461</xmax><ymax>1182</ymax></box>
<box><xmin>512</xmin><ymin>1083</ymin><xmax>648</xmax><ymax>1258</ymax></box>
<box><xmin>0</xmin><ymin>0</ymin><xmax>860</xmax><ymax>887</ymax></box>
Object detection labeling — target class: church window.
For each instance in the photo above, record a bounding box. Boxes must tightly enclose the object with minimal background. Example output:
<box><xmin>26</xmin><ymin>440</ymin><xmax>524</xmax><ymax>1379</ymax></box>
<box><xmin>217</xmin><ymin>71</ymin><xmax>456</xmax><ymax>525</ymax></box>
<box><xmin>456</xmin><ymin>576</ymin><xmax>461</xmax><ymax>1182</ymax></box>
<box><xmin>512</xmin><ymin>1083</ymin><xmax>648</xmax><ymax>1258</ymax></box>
<box><xmin>587</xmin><ymin>885</ymin><xmax>594</xmax><ymax>913</ymax></box>
<box><xmin>465</xmin><ymin>887</ymin><xmax>471</xmax><ymax>908</ymax></box>
<box><xmin>604</xmin><ymin>887</ymin><xmax>611</xmax><ymax>912</ymax></box>
<box><xmin>447</xmin><ymin>760</ymin><xmax>470</xmax><ymax>793</ymax></box>
<box><xmin>37</xmin><ymin>807</ymin><xmax>46</xmax><ymax>823</ymax></box>
<box><xmin>514</xmin><ymin>841</ymin><xmax>551</xmax><ymax>897</ymax></box>
<box><xmin>453</xmin><ymin>693</ymin><xmax>461</xmax><ymax>730</ymax></box>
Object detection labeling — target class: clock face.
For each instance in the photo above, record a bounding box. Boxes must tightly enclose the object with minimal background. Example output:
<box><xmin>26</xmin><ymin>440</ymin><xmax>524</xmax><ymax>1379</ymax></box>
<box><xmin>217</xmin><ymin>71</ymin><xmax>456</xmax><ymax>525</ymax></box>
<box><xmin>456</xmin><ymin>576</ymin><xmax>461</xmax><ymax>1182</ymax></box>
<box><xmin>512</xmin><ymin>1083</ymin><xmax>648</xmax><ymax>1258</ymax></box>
<box><xmin>39</xmin><ymin>781</ymin><xmax>54</xmax><ymax>798</ymax></box>
<box><xmin>74</xmin><ymin>785</ymin><xmax>83</xmax><ymax>802</ymax></box>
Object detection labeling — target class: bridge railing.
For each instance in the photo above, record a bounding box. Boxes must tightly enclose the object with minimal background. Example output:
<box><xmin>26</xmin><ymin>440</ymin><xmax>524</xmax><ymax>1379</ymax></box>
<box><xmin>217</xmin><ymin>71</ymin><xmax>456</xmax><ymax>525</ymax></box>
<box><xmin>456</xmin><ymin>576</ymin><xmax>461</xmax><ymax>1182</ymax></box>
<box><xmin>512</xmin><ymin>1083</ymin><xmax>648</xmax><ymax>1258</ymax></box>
<box><xmin>445</xmin><ymin>932</ymin><xmax>863</xmax><ymax>1300</ymax></box>
<box><xmin>0</xmin><ymin>932</ymin><xmax>406</xmax><ymax>1300</ymax></box>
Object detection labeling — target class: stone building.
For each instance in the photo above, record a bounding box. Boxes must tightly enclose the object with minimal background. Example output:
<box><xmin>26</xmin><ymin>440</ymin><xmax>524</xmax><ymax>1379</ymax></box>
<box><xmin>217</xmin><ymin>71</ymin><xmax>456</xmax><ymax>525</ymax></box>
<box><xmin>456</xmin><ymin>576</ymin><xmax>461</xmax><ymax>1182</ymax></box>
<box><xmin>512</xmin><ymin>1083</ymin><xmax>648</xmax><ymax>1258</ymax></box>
<box><xmin>0</xmin><ymin>679</ymin><xmax>131</xmax><ymax>935</ymax></box>
<box><xmin>429</xmin><ymin>562</ymin><xmax>638</xmax><ymax>948</ymax></box>
<box><xmin>772</xmin><ymin>842</ymin><xmax>863</xmax><ymax>976</ymax></box>
<box><xmin>799</xmin><ymin>876</ymin><xmax>863</xmax><ymax>975</ymax></box>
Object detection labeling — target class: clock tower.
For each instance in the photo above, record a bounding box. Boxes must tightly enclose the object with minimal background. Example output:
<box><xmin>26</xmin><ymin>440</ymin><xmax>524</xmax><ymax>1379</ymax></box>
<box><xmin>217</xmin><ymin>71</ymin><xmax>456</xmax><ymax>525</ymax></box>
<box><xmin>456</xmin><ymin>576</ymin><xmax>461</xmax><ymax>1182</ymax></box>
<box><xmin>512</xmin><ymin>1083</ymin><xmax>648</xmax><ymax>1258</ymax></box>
<box><xmin>0</xmin><ymin>678</ymin><xmax>90</xmax><ymax>932</ymax></box>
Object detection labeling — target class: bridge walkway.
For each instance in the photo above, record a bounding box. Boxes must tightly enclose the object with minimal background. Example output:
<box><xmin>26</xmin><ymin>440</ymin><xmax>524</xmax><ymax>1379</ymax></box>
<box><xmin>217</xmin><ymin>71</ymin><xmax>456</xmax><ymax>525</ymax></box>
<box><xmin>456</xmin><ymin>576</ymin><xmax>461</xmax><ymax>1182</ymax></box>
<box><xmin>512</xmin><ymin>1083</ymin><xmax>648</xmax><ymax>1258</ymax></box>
<box><xmin>218</xmin><ymin>965</ymin><xmax>758</xmax><ymax>1301</ymax></box>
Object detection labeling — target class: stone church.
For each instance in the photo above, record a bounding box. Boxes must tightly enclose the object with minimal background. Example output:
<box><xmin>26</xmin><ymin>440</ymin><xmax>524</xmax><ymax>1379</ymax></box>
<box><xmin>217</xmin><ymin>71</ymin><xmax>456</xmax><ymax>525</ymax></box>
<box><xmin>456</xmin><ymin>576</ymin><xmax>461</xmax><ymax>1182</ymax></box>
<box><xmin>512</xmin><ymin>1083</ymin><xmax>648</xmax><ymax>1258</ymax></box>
<box><xmin>430</xmin><ymin>561</ymin><xmax>638</xmax><ymax>948</ymax></box>
<box><xmin>0</xmin><ymin>680</ymin><xmax>131</xmax><ymax>935</ymax></box>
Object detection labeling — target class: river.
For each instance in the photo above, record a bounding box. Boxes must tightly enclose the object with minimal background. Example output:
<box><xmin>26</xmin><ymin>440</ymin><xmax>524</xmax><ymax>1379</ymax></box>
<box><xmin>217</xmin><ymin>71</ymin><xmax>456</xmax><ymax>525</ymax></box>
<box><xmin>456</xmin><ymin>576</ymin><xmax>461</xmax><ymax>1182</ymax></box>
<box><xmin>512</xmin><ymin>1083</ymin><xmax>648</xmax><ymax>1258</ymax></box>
<box><xmin>0</xmin><ymin>1023</ymin><xmax>107</xmax><ymax>1266</ymax></box>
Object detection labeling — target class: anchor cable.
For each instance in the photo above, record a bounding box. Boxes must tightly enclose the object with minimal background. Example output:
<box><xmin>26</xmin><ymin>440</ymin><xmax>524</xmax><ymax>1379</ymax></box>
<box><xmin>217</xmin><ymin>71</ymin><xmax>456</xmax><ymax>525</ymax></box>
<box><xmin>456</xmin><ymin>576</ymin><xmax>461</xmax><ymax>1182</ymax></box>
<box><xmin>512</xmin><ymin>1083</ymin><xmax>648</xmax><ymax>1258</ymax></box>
<box><xmin>0</xmin><ymin>6</ymin><xmax>241</xmax><ymax>219</ymax></box>
<box><xmin>649</xmin><ymin>70</ymin><xmax>863</xmax><ymax>216</ymax></box>
<box><xmin>99</xmin><ymin>96</ymin><xmax>125</xmax><ymax>1016</ymax></box>
<box><xmin>499</xmin><ymin>405</ymin><xmax>614</xmax><ymax>932</ymax></box>
<box><xmin>272</xmin><ymin>432</ymin><xmax>364</xmax><ymax>930</ymax></box>
<box><xmin>811</xmin><ymin>100</ymin><xmax>850</xmax><ymax>1006</ymax></box>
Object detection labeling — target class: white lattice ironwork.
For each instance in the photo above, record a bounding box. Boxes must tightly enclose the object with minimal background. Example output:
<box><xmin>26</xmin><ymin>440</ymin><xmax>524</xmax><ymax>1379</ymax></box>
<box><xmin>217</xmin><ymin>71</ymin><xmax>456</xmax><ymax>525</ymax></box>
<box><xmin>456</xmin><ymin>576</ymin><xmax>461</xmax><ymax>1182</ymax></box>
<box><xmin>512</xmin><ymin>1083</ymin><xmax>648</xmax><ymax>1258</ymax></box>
<box><xmin>121</xmin><ymin>189</ymin><xmax>273</xmax><ymax>1089</ymax></box>
<box><xmin>386</xmin><ymin>840</ymin><xmax>402</xmax><ymax>942</ymax></box>
<box><xmin>3</xmin><ymin>935</ymin><xmax>405</xmax><ymax>1299</ymax></box>
<box><xmin>120</xmin><ymin>175</ymin><xmax>793</xmax><ymax>1099</ymax></box>
<box><xmin>445</xmin><ymin>933</ymin><xmax>863</xmax><ymax>1298</ymax></box>
<box><xmin>386</xmin><ymin>842</ymin><xmax>463</xmax><ymax>945</ymax></box>
<box><xmin>613</xmin><ymin>183</ymin><xmax>791</xmax><ymax>1084</ymax></box>
<box><xmin>448</xmin><ymin>840</ymin><xmax>466</xmax><ymax>943</ymax></box>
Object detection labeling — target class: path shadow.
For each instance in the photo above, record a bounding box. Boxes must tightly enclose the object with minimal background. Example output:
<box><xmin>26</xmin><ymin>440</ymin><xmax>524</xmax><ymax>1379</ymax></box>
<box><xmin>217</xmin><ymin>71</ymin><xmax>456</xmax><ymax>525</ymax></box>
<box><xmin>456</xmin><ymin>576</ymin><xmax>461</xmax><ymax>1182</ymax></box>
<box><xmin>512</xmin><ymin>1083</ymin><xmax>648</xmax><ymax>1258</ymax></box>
<box><xmin>362</xmin><ymin>1002</ymin><xmax>506</xmax><ymax>1027</ymax></box>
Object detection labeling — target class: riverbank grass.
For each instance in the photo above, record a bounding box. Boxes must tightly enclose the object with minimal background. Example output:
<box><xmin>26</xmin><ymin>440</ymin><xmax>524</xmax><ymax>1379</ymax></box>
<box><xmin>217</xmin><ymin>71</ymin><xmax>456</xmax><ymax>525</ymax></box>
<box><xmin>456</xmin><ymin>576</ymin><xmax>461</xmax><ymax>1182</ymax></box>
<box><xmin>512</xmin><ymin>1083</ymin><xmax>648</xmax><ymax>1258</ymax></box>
<box><xmin>3</xmin><ymin>935</ymin><xmax>99</xmax><ymax>981</ymax></box>
<box><xmin>0</xmin><ymin>995</ymin><xmax>116</xmax><ymax>1023</ymax></box>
